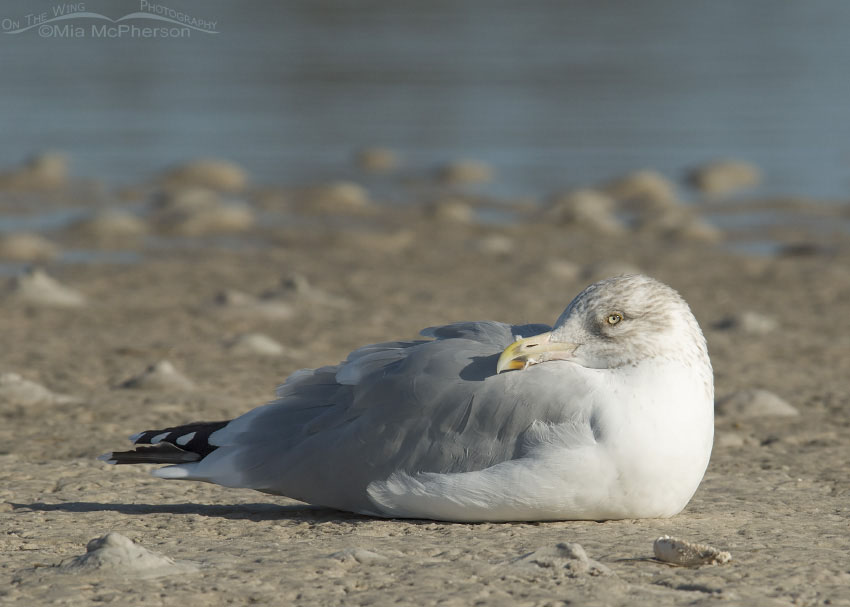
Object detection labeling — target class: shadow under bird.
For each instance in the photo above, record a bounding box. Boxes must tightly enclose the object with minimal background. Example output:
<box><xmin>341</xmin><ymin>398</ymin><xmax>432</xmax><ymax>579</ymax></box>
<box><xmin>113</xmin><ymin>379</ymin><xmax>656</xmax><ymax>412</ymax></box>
<box><xmin>101</xmin><ymin>274</ymin><xmax>714</xmax><ymax>522</ymax></box>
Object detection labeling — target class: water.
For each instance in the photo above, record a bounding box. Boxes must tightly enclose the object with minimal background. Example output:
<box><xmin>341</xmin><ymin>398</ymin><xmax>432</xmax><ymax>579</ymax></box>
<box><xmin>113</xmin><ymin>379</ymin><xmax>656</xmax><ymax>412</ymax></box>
<box><xmin>1</xmin><ymin>1</ymin><xmax>850</xmax><ymax>200</ymax></box>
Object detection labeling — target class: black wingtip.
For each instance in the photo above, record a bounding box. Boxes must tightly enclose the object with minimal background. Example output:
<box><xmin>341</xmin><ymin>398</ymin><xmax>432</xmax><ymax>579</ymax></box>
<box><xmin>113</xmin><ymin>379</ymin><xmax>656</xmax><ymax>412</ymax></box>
<box><xmin>99</xmin><ymin>442</ymin><xmax>202</xmax><ymax>465</ymax></box>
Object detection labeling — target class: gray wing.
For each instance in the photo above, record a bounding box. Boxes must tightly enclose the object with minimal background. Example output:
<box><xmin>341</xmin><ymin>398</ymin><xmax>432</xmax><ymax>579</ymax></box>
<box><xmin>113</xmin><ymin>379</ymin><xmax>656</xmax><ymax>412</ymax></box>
<box><xmin>200</xmin><ymin>320</ymin><xmax>574</xmax><ymax>511</ymax></box>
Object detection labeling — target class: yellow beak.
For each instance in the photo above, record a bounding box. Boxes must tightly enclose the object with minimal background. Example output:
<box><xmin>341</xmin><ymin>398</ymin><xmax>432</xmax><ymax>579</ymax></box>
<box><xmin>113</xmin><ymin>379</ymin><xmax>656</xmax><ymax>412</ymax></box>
<box><xmin>496</xmin><ymin>331</ymin><xmax>577</xmax><ymax>374</ymax></box>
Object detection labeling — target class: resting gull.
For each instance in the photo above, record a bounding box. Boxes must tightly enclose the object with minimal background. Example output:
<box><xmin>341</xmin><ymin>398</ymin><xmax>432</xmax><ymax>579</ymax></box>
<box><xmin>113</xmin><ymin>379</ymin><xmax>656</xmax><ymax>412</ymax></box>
<box><xmin>100</xmin><ymin>274</ymin><xmax>714</xmax><ymax>522</ymax></box>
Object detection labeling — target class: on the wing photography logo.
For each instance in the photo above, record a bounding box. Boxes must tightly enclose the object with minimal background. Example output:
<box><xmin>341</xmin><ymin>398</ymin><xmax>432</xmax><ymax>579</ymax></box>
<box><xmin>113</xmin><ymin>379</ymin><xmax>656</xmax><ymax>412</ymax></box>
<box><xmin>1</xmin><ymin>1</ymin><xmax>218</xmax><ymax>38</ymax></box>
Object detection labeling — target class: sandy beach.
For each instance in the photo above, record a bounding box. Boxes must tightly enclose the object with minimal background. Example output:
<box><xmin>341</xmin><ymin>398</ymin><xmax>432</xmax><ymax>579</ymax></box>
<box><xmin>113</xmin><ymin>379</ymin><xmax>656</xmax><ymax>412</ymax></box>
<box><xmin>1</xmin><ymin>160</ymin><xmax>849</xmax><ymax>606</ymax></box>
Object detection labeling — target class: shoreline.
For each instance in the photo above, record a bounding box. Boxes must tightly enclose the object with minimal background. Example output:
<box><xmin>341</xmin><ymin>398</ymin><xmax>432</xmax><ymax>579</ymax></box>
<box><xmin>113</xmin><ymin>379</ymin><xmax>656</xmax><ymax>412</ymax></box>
<box><xmin>1</xmin><ymin>157</ymin><xmax>848</xmax><ymax>605</ymax></box>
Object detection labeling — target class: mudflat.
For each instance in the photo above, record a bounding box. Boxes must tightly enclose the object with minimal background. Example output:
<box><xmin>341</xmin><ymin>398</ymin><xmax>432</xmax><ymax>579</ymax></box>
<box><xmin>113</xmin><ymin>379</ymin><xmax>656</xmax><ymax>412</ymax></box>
<box><xmin>1</xmin><ymin>170</ymin><xmax>848</xmax><ymax>606</ymax></box>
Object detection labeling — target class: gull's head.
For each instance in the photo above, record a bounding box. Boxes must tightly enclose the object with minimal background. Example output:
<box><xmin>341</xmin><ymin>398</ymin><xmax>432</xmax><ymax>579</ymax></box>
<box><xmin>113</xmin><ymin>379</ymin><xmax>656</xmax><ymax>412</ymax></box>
<box><xmin>497</xmin><ymin>274</ymin><xmax>710</xmax><ymax>373</ymax></box>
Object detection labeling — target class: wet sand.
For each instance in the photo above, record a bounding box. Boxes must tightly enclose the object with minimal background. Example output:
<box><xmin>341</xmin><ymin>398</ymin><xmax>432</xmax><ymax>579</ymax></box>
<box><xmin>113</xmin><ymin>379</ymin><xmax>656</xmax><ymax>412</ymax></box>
<box><xmin>1</xmin><ymin>162</ymin><xmax>849</xmax><ymax>606</ymax></box>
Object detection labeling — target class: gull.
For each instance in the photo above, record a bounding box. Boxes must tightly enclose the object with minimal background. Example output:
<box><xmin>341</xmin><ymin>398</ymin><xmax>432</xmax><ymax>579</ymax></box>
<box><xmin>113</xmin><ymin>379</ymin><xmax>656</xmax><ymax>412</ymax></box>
<box><xmin>100</xmin><ymin>274</ymin><xmax>714</xmax><ymax>522</ymax></box>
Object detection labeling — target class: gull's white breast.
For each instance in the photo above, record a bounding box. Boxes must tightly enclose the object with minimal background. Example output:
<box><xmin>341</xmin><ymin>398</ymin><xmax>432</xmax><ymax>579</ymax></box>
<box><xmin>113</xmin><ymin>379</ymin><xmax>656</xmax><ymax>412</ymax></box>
<box><xmin>366</xmin><ymin>359</ymin><xmax>714</xmax><ymax>522</ymax></box>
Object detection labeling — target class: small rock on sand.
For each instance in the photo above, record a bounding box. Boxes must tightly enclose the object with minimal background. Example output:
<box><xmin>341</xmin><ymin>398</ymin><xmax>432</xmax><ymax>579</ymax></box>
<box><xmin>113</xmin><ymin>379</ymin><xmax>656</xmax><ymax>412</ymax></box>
<box><xmin>159</xmin><ymin>159</ymin><xmax>248</xmax><ymax>192</ymax></box>
<box><xmin>653</xmin><ymin>536</ymin><xmax>731</xmax><ymax>567</ymax></box>
<box><xmin>635</xmin><ymin>206</ymin><xmax>723</xmax><ymax>242</ymax></box>
<box><xmin>602</xmin><ymin>170</ymin><xmax>678</xmax><ymax>210</ymax></box>
<box><xmin>715</xmin><ymin>389</ymin><xmax>799</xmax><ymax>418</ymax></box>
<box><xmin>71</xmin><ymin>209</ymin><xmax>148</xmax><ymax>241</ymax></box>
<box><xmin>151</xmin><ymin>188</ymin><xmax>254</xmax><ymax>235</ymax></box>
<box><xmin>546</xmin><ymin>189</ymin><xmax>626</xmax><ymax>235</ymax></box>
<box><xmin>511</xmin><ymin>543</ymin><xmax>613</xmax><ymax>577</ymax></box>
<box><xmin>0</xmin><ymin>152</ymin><xmax>69</xmax><ymax>190</ymax></box>
<box><xmin>354</xmin><ymin>147</ymin><xmax>399</xmax><ymax>172</ymax></box>
<box><xmin>225</xmin><ymin>333</ymin><xmax>287</xmax><ymax>356</ymax></box>
<box><xmin>4</xmin><ymin>268</ymin><xmax>86</xmax><ymax>308</ymax></box>
<box><xmin>437</xmin><ymin>159</ymin><xmax>493</xmax><ymax>184</ymax></box>
<box><xmin>59</xmin><ymin>532</ymin><xmax>199</xmax><ymax>578</ymax></box>
<box><xmin>0</xmin><ymin>233</ymin><xmax>60</xmax><ymax>262</ymax></box>
<box><xmin>424</xmin><ymin>197</ymin><xmax>475</xmax><ymax>224</ymax></box>
<box><xmin>0</xmin><ymin>373</ymin><xmax>77</xmax><ymax>406</ymax></box>
<box><xmin>688</xmin><ymin>160</ymin><xmax>762</xmax><ymax>196</ymax></box>
<box><xmin>300</xmin><ymin>182</ymin><xmax>373</xmax><ymax>213</ymax></box>
<box><xmin>119</xmin><ymin>360</ymin><xmax>196</xmax><ymax>391</ymax></box>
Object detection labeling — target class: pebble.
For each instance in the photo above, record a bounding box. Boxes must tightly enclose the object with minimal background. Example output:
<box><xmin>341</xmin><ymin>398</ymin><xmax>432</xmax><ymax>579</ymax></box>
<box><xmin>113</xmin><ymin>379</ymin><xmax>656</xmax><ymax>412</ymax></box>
<box><xmin>715</xmin><ymin>389</ymin><xmax>799</xmax><ymax>418</ymax></box>
<box><xmin>511</xmin><ymin>543</ymin><xmax>613</xmax><ymax>577</ymax></box>
<box><xmin>151</xmin><ymin>188</ymin><xmax>254</xmax><ymax>235</ymax></box>
<box><xmin>602</xmin><ymin>170</ymin><xmax>678</xmax><ymax>210</ymax></box>
<box><xmin>688</xmin><ymin>160</ymin><xmax>762</xmax><ymax>195</ymax></box>
<box><xmin>546</xmin><ymin>189</ymin><xmax>626</xmax><ymax>235</ymax></box>
<box><xmin>653</xmin><ymin>535</ymin><xmax>732</xmax><ymax>567</ymax></box>
<box><xmin>225</xmin><ymin>333</ymin><xmax>287</xmax><ymax>356</ymax></box>
<box><xmin>635</xmin><ymin>207</ymin><xmax>723</xmax><ymax>242</ymax></box>
<box><xmin>4</xmin><ymin>268</ymin><xmax>86</xmax><ymax>308</ymax></box>
<box><xmin>437</xmin><ymin>159</ymin><xmax>493</xmax><ymax>184</ymax></box>
<box><xmin>119</xmin><ymin>360</ymin><xmax>196</xmax><ymax>391</ymax></box>
<box><xmin>0</xmin><ymin>233</ymin><xmax>60</xmax><ymax>261</ymax></box>
<box><xmin>159</xmin><ymin>158</ymin><xmax>248</xmax><ymax>192</ymax></box>
<box><xmin>354</xmin><ymin>147</ymin><xmax>399</xmax><ymax>172</ymax></box>
<box><xmin>0</xmin><ymin>152</ymin><xmax>69</xmax><ymax>190</ymax></box>
<box><xmin>0</xmin><ymin>372</ymin><xmax>77</xmax><ymax>406</ymax></box>
<box><xmin>424</xmin><ymin>197</ymin><xmax>475</xmax><ymax>224</ymax></box>
<box><xmin>59</xmin><ymin>532</ymin><xmax>199</xmax><ymax>578</ymax></box>
<box><xmin>300</xmin><ymin>182</ymin><xmax>373</xmax><ymax>213</ymax></box>
<box><xmin>152</xmin><ymin>187</ymin><xmax>221</xmax><ymax>214</ymax></box>
<box><xmin>71</xmin><ymin>209</ymin><xmax>148</xmax><ymax>241</ymax></box>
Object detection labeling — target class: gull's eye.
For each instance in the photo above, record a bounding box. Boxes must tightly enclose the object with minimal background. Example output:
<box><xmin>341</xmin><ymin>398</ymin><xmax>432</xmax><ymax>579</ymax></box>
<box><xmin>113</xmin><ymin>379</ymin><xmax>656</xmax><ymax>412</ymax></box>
<box><xmin>606</xmin><ymin>313</ymin><xmax>623</xmax><ymax>326</ymax></box>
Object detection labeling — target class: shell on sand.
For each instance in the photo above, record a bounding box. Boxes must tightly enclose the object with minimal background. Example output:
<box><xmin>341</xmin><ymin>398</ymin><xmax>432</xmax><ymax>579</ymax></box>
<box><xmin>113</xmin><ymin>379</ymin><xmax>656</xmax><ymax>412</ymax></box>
<box><xmin>4</xmin><ymin>268</ymin><xmax>86</xmax><ymax>308</ymax></box>
<box><xmin>653</xmin><ymin>536</ymin><xmax>732</xmax><ymax>567</ymax></box>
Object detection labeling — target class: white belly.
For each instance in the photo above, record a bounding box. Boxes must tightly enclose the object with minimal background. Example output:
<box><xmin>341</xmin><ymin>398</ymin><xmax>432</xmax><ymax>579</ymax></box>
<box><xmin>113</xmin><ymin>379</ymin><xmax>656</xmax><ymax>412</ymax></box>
<box><xmin>366</xmin><ymin>361</ymin><xmax>714</xmax><ymax>522</ymax></box>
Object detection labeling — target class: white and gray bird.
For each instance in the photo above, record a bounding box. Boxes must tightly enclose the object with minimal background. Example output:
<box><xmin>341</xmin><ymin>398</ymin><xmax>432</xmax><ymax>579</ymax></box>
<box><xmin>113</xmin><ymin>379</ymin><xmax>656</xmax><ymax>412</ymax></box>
<box><xmin>101</xmin><ymin>274</ymin><xmax>714</xmax><ymax>522</ymax></box>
